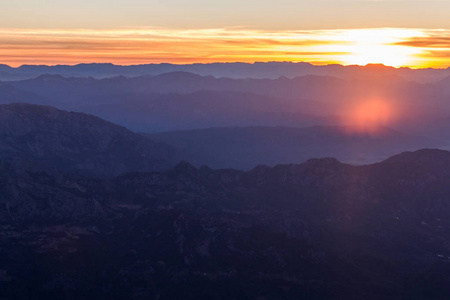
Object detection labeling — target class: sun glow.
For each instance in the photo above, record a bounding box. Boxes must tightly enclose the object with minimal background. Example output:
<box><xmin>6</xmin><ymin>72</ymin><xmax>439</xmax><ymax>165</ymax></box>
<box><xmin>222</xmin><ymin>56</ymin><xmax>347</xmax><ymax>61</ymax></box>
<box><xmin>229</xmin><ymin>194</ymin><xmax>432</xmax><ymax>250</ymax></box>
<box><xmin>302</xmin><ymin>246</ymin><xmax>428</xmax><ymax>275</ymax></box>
<box><xmin>343</xmin><ymin>44</ymin><xmax>416</xmax><ymax>67</ymax></box>
<box><xmin>329</xmin><ymin>29</ymin><xmax>425</xmax><ymax>67</ymax></box>
<box><xmin>344</xmin><ymin>99</ymin><xmax>396</xmax><ymax>134</ymax></box>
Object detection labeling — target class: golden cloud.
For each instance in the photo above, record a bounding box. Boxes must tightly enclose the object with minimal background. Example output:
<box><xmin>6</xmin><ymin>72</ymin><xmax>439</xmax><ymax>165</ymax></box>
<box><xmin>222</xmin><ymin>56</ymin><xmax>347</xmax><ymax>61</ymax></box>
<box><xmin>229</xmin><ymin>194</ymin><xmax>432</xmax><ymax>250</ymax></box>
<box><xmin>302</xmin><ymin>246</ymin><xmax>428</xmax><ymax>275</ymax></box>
<box><xmin>0</xmin><ymin>27</ymin><xmax>448</xmax><ymax>68</ymax></box>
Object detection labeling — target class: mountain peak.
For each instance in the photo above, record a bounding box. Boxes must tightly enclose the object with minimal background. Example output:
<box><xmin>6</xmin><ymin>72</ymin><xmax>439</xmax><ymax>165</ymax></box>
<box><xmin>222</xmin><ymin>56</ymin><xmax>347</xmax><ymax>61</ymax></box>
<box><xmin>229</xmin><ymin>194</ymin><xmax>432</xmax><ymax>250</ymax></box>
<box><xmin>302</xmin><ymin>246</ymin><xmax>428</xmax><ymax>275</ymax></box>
<box><xmin>382</xmin><ymin>148</ymin><xmax>450</xmax><ymax>165</ymax></box>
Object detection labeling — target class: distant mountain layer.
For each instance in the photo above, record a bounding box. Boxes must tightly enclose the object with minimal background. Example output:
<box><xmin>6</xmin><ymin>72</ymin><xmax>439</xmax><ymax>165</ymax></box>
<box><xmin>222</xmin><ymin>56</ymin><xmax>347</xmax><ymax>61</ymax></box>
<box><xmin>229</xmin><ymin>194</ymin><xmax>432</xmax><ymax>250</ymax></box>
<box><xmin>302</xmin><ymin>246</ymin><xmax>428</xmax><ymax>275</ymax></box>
<box><xmin>3</xmin><ymin>149</ymin><xmax>450</xmax><ymax>298</ymax></box>
<box><xmin>0</xmin><ymin>81</ymin><xmax>42</xmax><ymax>104</ymax></box>
<box><xmin>1</xmin><ymin>62</ymin><xmax>450</xmax><ymax>82</ymax></box>
<box><xmin>6</xmin><ymin>71</ymin><xmax>439</xmax><ymax>101</ymax></box>
<box><xmin>3</xmin><ymin>71</ymin><xmax>450</xmax><ymax>134</ymax></box>
<box><xmin>0</xmin><ymin>103</ymin><xmax>179</xmax><ymax>177</ymax></box>
<box><xmin>5</xmin><ymin>73</ymin><xmax>345</xmax><ymax>131</ymax></box>
<box><xmin>147</xmin><ymin>126</ymin><xmax>443</xmax><ymax>169</ymax></box>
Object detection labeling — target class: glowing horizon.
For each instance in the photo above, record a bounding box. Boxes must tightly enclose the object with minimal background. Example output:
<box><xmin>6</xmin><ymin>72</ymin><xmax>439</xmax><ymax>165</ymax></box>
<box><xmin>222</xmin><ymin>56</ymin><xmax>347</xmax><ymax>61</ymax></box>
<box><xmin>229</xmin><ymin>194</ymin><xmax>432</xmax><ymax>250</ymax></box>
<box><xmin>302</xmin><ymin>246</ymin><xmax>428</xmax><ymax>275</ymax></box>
<box><xmin>1</xmin><ymin>27</ymin><xmax>450</xmax><ymax>69</ymax></box>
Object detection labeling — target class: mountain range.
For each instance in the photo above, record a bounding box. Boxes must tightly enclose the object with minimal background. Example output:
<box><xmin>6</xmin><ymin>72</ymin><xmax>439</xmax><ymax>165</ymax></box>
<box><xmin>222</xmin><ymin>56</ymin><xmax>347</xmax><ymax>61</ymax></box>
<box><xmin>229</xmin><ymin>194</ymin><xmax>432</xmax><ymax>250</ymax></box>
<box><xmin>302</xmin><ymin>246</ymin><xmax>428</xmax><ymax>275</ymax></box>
<box><xmin>2</xmin><ymin>146</ymin><xmax>450</xmax><ymax>298</ymax></box>
<box><xmin>2</xmin><ymin>63</ymin><xmax>450</xmax><ymax>298</ymax></box>
<box><xmin>2</xmin><ymin>71</ymin><xmax>450</xmax><ymax>137</ymax></box>
<box><xmin>1</xmin><ymin>62</ymin><xmax>450</xmax><ymax>82</ymax></box>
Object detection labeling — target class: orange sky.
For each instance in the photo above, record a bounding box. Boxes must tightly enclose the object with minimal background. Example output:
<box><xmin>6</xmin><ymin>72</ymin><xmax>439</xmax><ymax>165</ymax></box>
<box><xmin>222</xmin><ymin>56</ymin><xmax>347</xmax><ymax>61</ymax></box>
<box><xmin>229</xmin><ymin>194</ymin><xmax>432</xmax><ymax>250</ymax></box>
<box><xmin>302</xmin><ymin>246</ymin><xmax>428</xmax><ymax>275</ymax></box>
<box><xmin>1</xmin><ymin>27</ymin><xmax>449</xmax><ymax>68</ymax></box>
<box><xmin>2</xmin><ymin>0</ymin><xmax>450</xmax><ymax>68</ymax></box>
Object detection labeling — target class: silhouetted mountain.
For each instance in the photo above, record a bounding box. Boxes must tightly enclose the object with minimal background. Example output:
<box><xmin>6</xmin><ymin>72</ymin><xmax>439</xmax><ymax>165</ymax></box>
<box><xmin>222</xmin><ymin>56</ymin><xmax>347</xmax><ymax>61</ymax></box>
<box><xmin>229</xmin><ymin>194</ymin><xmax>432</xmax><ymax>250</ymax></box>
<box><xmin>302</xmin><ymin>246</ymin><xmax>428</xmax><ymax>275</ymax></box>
<box><xmin>147</xmin><ymin>126</ymin><xmax>443</xmax><ymax>169</ymax></box>
<box><xmin>2</xmin><ymin>62</ymin><xmax>450</xmax><ymax>83</ymax></box>
<box><xmin>0</xmin><ymin>103</ymin><xmax>179</xmax><ymax>177</ymax></box>
<box><xmin>2</xmin><ymin>149</ymin><xmax>450</xmax><ymax>298</ymax></box>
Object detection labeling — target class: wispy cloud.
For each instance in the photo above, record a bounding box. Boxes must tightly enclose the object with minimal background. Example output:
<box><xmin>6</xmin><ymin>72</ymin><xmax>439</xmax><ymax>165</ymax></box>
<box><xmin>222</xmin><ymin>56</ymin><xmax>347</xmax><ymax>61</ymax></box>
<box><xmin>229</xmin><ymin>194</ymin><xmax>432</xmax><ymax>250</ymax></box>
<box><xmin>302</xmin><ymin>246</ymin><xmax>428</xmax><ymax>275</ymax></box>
<box><xmin>395</xmin><ymin>30</ymin><xmax>450</xmax><ymax>48</ymax></box>
<box><xmin>0</xmin><ymin>27</ymin><xmax>446</xmax><ymax>68</ymax></box>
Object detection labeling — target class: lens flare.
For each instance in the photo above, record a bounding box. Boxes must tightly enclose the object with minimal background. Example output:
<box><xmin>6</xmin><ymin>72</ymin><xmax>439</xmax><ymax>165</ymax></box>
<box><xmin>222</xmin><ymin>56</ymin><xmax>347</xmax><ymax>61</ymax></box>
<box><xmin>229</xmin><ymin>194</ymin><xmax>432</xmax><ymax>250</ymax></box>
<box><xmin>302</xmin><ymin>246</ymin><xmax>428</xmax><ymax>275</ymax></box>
<box><xmin>343</xmin><ymin>99</ymin><xmax>395</xmax><ymax>135</ymax></box>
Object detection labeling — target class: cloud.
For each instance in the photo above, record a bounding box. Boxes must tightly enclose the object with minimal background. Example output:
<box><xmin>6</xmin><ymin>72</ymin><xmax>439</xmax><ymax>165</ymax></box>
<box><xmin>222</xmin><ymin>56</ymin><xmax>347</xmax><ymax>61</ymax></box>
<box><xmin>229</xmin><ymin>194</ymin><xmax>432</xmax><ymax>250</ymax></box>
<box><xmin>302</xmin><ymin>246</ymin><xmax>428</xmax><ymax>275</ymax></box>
<box><xmin>0</xmin><ymin>27</ymin><xmax>447</xmax><ymax>68</ymax></box>
<box><xmin>396</xmin><ymin>37</ymin><xmax>450</xmax><ymax>48</ymax></box>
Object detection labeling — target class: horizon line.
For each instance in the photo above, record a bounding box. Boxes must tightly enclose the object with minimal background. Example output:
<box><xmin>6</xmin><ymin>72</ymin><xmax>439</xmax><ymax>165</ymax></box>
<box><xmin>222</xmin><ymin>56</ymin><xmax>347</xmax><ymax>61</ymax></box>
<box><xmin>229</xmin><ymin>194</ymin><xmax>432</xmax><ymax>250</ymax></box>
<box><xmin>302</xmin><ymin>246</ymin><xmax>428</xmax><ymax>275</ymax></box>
<box><xmin>2</xmin><ymin>61</ymin><xmax>449</xmax><ymax>70</ymax></box>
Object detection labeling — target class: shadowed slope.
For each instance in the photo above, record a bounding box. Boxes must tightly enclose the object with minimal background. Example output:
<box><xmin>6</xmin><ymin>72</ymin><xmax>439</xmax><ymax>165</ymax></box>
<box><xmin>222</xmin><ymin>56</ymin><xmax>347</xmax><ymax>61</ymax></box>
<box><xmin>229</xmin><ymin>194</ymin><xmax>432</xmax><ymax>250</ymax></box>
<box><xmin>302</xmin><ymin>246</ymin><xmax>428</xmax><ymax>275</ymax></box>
<box><xmin>0</xmin><ymin>103</ymin><xmax>179</xmax><ymax>177</ymax></box>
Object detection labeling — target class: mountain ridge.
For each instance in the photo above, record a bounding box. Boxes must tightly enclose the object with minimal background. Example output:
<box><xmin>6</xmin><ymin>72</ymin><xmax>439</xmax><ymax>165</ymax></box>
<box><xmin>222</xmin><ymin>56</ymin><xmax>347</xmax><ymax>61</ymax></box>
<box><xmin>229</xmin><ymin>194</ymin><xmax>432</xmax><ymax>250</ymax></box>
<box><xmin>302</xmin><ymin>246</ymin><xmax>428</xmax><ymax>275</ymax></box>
<box><xmin>2</xmin><ymin>62</ymin><xmax>450</xmax><ymax>84</ymax></box>
<box><xmin>0</xmin><ymin>103</ymin><xmax>180</xmax><ymax>177</ymax></box>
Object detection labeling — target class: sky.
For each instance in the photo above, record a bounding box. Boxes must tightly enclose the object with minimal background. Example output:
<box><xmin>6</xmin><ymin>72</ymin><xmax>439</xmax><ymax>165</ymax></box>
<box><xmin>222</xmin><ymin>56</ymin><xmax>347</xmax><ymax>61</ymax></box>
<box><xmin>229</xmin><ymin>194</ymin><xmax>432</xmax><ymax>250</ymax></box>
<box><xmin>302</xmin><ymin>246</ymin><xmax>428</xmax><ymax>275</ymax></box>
<box><xmin>1</xmin><ymin>0</ymin><xmax>450</xmax><ymax>68</ymax></box>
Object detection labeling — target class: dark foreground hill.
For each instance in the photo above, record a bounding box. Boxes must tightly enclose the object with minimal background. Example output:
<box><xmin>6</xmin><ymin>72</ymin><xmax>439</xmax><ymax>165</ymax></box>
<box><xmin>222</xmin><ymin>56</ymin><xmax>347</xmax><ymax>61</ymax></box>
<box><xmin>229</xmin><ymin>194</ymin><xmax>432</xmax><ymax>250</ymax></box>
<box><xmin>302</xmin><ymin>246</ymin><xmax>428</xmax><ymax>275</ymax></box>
<box><xmin>0</xmin><ymin>103</ymin><xmax>179</xmax><ymax>177</ymax></box>
<box><xmin>2</xmin><ymin>149</ymin><xmax>450</xmax><ymax>299</ymax></box>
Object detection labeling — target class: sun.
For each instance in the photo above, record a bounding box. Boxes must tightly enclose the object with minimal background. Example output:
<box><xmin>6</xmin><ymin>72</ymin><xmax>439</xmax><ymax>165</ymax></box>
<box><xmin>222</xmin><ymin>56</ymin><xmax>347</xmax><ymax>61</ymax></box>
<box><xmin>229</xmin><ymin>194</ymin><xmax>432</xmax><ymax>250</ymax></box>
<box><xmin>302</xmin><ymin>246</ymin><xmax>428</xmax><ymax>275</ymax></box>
<box><xmin>343</xmin><ymin>44</ymin><xmax>415</xmax><ymax>67</ymax></box>
<box><xmin>332</xmin><ymin>28</ymin><xmax>424</xmax><ymax>67</ymax></box>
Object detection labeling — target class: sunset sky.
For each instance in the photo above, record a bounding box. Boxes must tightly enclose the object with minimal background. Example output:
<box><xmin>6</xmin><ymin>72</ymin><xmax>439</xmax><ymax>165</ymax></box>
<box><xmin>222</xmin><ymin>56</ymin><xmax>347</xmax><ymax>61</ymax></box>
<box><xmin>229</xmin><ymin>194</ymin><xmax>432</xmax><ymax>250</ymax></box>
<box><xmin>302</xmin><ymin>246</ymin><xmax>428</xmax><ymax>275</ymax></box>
<box><xmin>1</xmin><ymin>0</ymin><xmax>450</xmax><ymax>68</ymax></box>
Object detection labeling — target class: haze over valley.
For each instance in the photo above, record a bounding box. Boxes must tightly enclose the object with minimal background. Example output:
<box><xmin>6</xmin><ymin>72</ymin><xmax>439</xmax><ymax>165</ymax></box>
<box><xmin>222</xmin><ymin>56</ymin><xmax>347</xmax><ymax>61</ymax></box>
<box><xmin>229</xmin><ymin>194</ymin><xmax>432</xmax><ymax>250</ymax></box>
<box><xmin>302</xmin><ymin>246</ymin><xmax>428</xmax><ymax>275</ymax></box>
<box><xmin>1</xmin><ymin>62</ymin><xmax>449</xmax><ymax>169</ymax></box>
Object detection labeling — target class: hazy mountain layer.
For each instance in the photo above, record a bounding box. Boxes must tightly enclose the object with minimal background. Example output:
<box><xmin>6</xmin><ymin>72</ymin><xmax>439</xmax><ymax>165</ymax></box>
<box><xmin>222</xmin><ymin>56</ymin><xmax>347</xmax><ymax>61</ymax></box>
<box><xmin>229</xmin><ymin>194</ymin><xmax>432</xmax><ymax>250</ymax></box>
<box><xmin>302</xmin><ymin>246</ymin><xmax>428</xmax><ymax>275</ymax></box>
<box><xmin>3</xmin><ymin>71</ymin><xmax>450</xmax><ymax>136</ymax></box>
<box><xmin>147</xmin><ymin>126</ymin><xmax>443</xmax><ymax>169</ymax></box>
